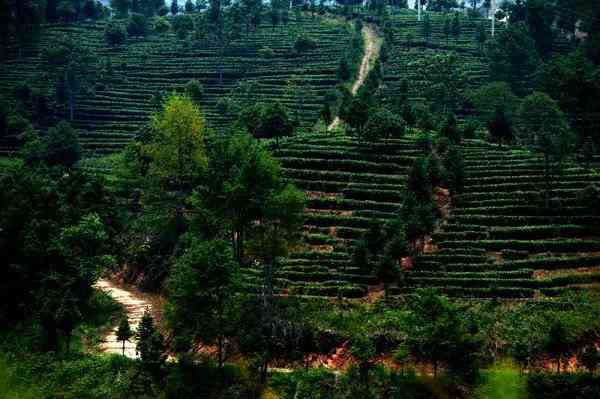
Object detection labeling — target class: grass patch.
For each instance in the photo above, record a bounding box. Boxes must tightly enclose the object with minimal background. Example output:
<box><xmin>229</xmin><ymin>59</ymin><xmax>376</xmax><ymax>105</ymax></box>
<box><xmin>475</xmin><ymin>360</ymin><xmax>527</xmax><ymax>399</ymax></box>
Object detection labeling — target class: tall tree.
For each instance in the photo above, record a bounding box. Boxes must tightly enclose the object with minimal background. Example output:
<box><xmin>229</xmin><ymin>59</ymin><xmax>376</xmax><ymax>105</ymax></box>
<box><xmin>486</xmin><ymin>22</ymin><xmax>540</xmax><ymax>95</ymax></box>
<box><xmin>444</xmin><ymin>145</ymin><xmax>464</xmax><ymax>194</ymax></box>
<box><xmin>451</xmin><ymin>12</ymin><xmax>461</xmax><ymax>44</ymax></box>
<box><xmin>0</xmin><ymin>166</ymin><xmax>118</xmax><ymax>351</ymax></box>
<box><xmin>146</xmin><ymin>94</ymin><xmax>208</xmax><ymax>189</ymax></box>
<box><xmin>422</xmin><ymin>13</ymin><xmax>432</xmax><ymax>45</ymax></box>
<box><xmin>111</xmin><ymin>0</ymin><xmax>131</xmax><ymax>18</ymax></box>
<box><xmin>116</xmin><ymin>316</ymin><xmax>133</xmax><ymax>356</ymax></box>
<box><xmin>474</xmin><ymin>21</ymin><xmax>487</xmax><ymax>51</ymax></box>
<box><xmin>405</xmin><ymin>289</ymin><xmax>483</xmax><ymax>379</ymax></box>
<box><xmin>518</xmin><ymin>91</ymin><xmax>575</xmax><ymax>204</ymax></box>
<box><xmin>136</xmin><ymin>309</ymin><xmax>166</xmax><ymax>377</ymax></box>
<box><xmin>536</xmin><ymin>51</ymin><xmax>600</xmax><ymax>147</ymax></box>
<box><xmin>167</xmin><ymin>239</ymin><xmax>239</xmax><ymax>369</ymax></box>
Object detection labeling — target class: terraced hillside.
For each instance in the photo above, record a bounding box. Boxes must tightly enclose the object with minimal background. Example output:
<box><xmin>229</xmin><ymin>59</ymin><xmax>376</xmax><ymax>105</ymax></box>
<box><xmin>406</xmin><ymin>140</ymin><xmax>600</xmax><ymax>299</ymax></box>
<box><xmin>379</xmin><ymin>11</ymin><xmax>573</xmax><ymax>112</ymax></box>
<box><xmin>241</xmin><ymin>133</ymin><xmax>421</xmax><ymax>298</ymax></box>
<box><xmin>237</xmin><ymin>135</ymin><xmax>600</xmax><ymax>301</ymax></box>
<box><xmin>380</xmin><ymin>12</ymin><xmax>494</xmax><ymax>109</ymax></box>
<box><xmin>0</xmin><ymin>15</ymin><xmax>353</xmax><ymax>155</ymax></box>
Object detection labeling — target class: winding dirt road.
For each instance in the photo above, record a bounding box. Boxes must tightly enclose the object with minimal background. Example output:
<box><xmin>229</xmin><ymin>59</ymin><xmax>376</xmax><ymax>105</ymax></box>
<box><xmin>328</xmin><ymin>25</ymin><xmax>382</xmax><ymax>131</ymax></box>
<box><xmin>94</xmin><ymin>279</ymin><xmax>154</xmax><ymax>358</ymax></box>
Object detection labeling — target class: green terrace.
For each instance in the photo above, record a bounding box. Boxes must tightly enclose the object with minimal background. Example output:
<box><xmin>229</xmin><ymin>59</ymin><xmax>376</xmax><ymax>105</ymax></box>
<box><xmin>0</xmin><ymin>15</ymin><xmax>353</xmax><ymax>155</ymax></box>
<box><xmin>409</xmin><ymin>140</ymin><xmax>600</xmax><ymax>299</ymax></box>
<box><xmin>238</xmin><ymin>134</ymin><xmax>420</xmax><ymax>300</ymax></box>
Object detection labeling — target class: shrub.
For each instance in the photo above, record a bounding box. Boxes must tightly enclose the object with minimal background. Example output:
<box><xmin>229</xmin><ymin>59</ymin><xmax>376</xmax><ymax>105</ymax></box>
<box><xmin>154</xmin><ymin>17</ymin><xmax>171</xmax><ymax>34</ymax></box>
<box><xmin>127</xmin><ymin>13</ymin><xmax>147</xmax><ymax>37</ymax></box>
<box><xmin>527</xmin><ymin>373</ymin><xmax>600</xmax><ymax>399</ymax></box>
<box><xmin>184</xmin><ymin>79</ymin><xmax>203</xmax><ymax>102</ymax></box>
<box><xmin>104</xmin><ymin>21</ymin><xmax>126</xmax><ymax>46</ymax></box>
<box><xmin>172</xmin><ymin>14</ymin><xmax>194</xmax><ymax>39</ymax></box>
<box><xmin>462</xmin><ymin>119</ymin><xmax>479</xmax><ymax>139</ymax></box>
<box><xmin>361</xmin><ymin>107</ymin><xmax>406</xmax><ymax>142</ymax></box>
<box><xmin>258</xmin><ymin>46</ymin><xmax>275</xmax><ymax>58</ymax></box>
<box><xmin>294</xmin><ymin>35</ymin><xmax>317</xmax><ymax>53</ymax></box>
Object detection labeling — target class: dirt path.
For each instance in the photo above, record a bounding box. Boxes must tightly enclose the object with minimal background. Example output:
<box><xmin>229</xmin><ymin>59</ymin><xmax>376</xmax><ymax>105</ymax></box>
<box><xmin>94</xmin><ymin>279</ymin><xmax>155</xmax><ymax>358</ymax></box>
<box><xmin>328</xmin><ymin>25</ymin><xmax>382</xmax><ymax>131</ymax></box>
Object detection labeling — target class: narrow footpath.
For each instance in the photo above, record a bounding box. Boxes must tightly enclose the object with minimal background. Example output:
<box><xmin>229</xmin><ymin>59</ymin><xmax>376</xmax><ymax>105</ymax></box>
<box><xmin>328</xmin><ymin>25</ymin><xmax>382</xmax><ymax>131</ymax></box>
<box><xmin>94</xmin><ymin>279</ymin><xmax>154</xmax><ymax>358</ymax></box>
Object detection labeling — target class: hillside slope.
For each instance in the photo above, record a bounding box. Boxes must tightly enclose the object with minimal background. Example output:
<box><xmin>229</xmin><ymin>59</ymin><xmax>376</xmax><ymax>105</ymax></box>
<box><xmin>0</xmin><ymin>15</ymin><xmax>353</xmax><ymax>155</ymax></box>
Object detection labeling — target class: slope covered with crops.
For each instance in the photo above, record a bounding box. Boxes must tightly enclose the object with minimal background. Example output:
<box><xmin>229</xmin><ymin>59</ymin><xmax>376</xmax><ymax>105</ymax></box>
<box><xmin>0</xmin><ymin>15</ymin><xmax>353</xmax><ymax>155</ymax></box>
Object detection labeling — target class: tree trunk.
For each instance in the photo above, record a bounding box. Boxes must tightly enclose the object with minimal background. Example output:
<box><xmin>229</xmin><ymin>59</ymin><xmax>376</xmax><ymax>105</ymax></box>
<box><xmin>544</xmin><ymin>153</ymin><xmax>551</xmax><ymax>208</ymax></box>
<box><xmin>218</xmin><ymin>334</ymin><xmax>224</xmax><ymax>369</ymax></box>
<box><xmin>385</xmin><ymin>283</ymin><xmax>390</xmax><ymax>300</ymax></box>
<box><xmin>122</xmin><ymin>340</ymin><xmax>126</xmax><ymax>356</ymax></box>
<box><xmin>69</xmin><ymin>91</ymin><xmax>75</xmax><ymax>121</ymax></box>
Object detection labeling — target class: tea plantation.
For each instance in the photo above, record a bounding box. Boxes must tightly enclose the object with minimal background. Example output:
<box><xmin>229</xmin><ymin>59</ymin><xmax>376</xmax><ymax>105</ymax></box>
<box><xmin>0</xmin><ymin>15</ymin><xmax>353</xmax><ymax>155</ymax></box>
<box><xmin>236</xmin><ymin>133</ymin><xmax>600</xmax><ymax>301</ymax></box>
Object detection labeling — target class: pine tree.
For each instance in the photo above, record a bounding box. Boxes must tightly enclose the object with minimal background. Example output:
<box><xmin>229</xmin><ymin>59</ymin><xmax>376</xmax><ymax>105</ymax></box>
<box><xmin>116</xmin><ymin>316</ymin><xmax>133</xmax><ymax>356</ymax></box>
<box><xmin>444</xmin><ymin>145</ymin><xmax>465</xmax><ymax>195</ymax></box>
<box><xmin>451</xmin><ymin>13</ymin><xmax>461</xmax><ymax>45</ymax></box>
<box><xmin>136</xmin><ymin>308</ymin><xmax>165</xmax><ymax>377</ymax></box>
<box><xmin>443</xmin><ymin>17</ymin><xmax>451</xmax><ymax>46</ymax></box>
<box><xmin>422</xmin><ymin>14</ymin><xmax>432</xmax><ymax>45</ymax></box>
<box><xmin>475</xmin><ymin>21</ymin><xmax>487</xmax><ymax>51</ymax></box>
<box><xmin>136</xmin><ymin>308</ymin><xmax>155</xmax><ymax>348</ymax></box>
<box><xmin>320</xmin><ymin>102</ymin><xmax>332</xmax><ymax>132</ymax></box>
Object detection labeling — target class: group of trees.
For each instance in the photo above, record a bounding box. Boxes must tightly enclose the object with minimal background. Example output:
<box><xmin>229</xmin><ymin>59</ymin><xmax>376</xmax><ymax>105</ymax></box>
<box><xmin>107</xmin><ymin>93</ymin><xmax>307</xmax><ymax>384</ymax></box>
<box><xmin>504</xmin><ymin>297</ymin><xmax>600</xmax><ymax>374</ymax></box>
<box><xmin>1</xmin><ymin>126</ymin><xmax>119</xmax><ymax>351</ymax></box>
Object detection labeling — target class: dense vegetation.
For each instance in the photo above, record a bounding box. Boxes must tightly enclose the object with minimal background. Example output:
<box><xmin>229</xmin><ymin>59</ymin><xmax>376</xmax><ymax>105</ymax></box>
<box><xmin>2</xmin><ymin>0</ymin><xmax>600</xmax><ymax>398</ymax></box>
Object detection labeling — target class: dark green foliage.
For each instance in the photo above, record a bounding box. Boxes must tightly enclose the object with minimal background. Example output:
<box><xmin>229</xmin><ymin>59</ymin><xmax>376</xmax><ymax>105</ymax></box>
<box><xmin>451</xmin><ymin>12</ymin><xmax>461</xmax><ymax>42</ymax></box>
<box><xmin>184</xmin><ymin>79</ymin><xmax>203</xmax><ymax>103</ymax></box>
<box><xmin>116</xmin><ymin>316</ymin><xmax>133</xmax><ymax>356</ymax></box>
<box><xmin>439</xmin><ymin>113</ymin><xmax>460</xmax><ymax>143</ymax></box>
<box><xmin>462</xmin><ymin>118</ymin><xmax>479</xmax><ymax>139</ymax></box>
<box><xmin>351</xmin><ymin>240</ymin><xmax>371</xmax><ymax>274</ymax></box>
<box><xmin>166</xmin><ymin>239</ymin><xmax>239</xmax><ymax>368</ymax></box>
<box><xmin>104</xmin><ymin>21</ymin><xmax>127</xmax><ymax>46</ymax></box>
<box><xmin>127</xmin><ymin>13</ymin><xmax>147</xmax><ymax>37</ymax></box>
<box><xmin>544</xmin><ymin>317</ymin><xmax>577</xmax><ymax>372</ymax></box>
<box><xmin>400</xmin><ymin>102</ymin><xmax>416</xmax><ymax>127</ymax></box>
<box><xmin>111</xmin><ymin>0</ymin><xmax>131</xmax><ymax>18</ymax></box>
<box><xmin>361</xmin><ymin>107</ymin><xmax>406</xmax><ymax>142</ymax></box>
<box><xmin>488</xmin><ymin>106</ymin><xmax>513</xmax><ymax>144</ymax></box>
<box><xmin>576</xmin><ymin>185</ymin><xmax>600</xmax><ymax>214</ymax></box>
<box><xmin>444</xmin><ymin>145</ymin><xmax>464</xmax><ymax>194</ymax></box>
<box><xmin>136</xmin><ymin>309</ymin><xmax>166</xmax><ymax>377</ymax></box>
<box><xmin>337</xmin><ymin>57</ymin><xmax>351</xmax><ymax>82</ymax></box>
<box><xmin>237</xmin><ymin>102</ymin><xmax>295</xmax><ymax>145</ymax></box>
<box><xmin>486</xmin><ymin>23</ymin><xmax>540</xmax><ymax>95</ymax></box>
<box><xmin>527</xmin><ymin>373</ymin><xmax>600</xmax><ymax>399</ymax></box>
<box><xmin>536</xmin><ymin>51</ymin><xmax>600</xmax><ymax>147</ymax></box>
<box><xmin>172</xmin><ymin>13</ymin><xmax>194</xmax><ymax>39</ymax></box>
<box><xmin>474</xmin><ymin>21</ymin><xmax>486</xmax><ymax>50</ymax></box>
<box><xmin>44</xmin><ymin>121</ymin><xmax>81</xmax><ymax>168</ymax></box>
<box><xmin>320</xmin><ymin>102</ymin><xmax>333</xmax><ymax>129</ymax></box>
<box><xmin>404</xmin><ymin>289</ymin><xmax>483</xmax><ymax>380</ymax></box>
<box><xmin>577</xmin><ymin>345</ymin><xmax>600</xmax><ymax>373</ymax></box>
<box><xmin>0</xmin><ymin>165</ymin><xmax>118</xmax><ymax>351</ymax></box>
<box><xmin>422</xmin><ymin>13</ymin><xmax>431</xmax><ymax>44</ymax></box>
<box><xmin>407</xmin><ymin>157</ymin><xmax>432</xmax><ymax>202</ymax></box>
<box><xmin>341</xmin><ymin>96</ymin><xmax>371</xmax><ymax>134</ymax></box>
<box><xmin>518</xmin><ymin>92</ymin><xmax>575</xmax><ymax>200</ymax></box>
<box><xmin>293</xmin><ymin>35</ymin><xmax>317</xmax><ymax>53</ymax></box>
